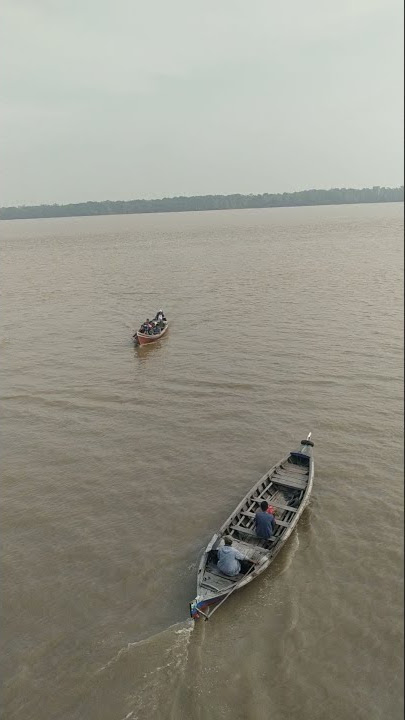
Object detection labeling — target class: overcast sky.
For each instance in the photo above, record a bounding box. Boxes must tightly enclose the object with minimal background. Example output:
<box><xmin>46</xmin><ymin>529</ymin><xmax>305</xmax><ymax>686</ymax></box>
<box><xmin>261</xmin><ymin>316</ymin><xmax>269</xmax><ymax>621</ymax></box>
<box><xmin>1</xmin><ymin>0</ymin><xmax>403</xmax><ymax>206</ymax></box>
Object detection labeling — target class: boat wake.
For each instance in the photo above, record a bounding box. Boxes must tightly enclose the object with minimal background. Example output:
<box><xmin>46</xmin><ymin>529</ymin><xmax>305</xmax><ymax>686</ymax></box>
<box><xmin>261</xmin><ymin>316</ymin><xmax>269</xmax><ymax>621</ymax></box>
<box><xmin>93</xmin><ymin>619</ymin><xmax>198</xmax><ymax>719</ymax></box>
<box><xmin>95</xmin><ymin>620</ymin><xmax>195</xmax><ymax>675</ymax></box>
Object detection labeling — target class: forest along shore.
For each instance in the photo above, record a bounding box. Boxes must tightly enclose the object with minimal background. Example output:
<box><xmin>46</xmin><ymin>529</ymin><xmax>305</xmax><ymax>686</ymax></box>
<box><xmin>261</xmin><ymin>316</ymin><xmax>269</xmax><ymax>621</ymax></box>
<box><xmin>0</xmin><ymin>186</ymin><xmax>403</xmax><ymax>220</ymax></box>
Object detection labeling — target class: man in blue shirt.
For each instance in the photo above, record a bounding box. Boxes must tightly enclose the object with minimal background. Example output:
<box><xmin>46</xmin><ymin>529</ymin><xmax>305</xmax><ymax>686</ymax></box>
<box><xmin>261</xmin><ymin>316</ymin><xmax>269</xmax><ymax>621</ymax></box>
<box><xmin>255</xmin><ymin>500</ymin><xmax>275</xmax><ymax>539</ymax></box>
<box><xmin>217</xmin><ymin>537</ymin><xmax>248</xmax><ymax>576</ymax></box>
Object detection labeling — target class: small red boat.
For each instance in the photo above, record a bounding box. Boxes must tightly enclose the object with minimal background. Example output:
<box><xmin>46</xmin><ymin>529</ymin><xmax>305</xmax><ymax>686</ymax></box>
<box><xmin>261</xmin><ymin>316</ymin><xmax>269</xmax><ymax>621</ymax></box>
<box><xmin>134</xmin><ymin>322</ymin><xmax>169</xmax><ymax>346</ymax></box>
<box><xmin>133</xmin><ymin>312</ymin><xmax>169</xmax><ymax>346</ymax></box>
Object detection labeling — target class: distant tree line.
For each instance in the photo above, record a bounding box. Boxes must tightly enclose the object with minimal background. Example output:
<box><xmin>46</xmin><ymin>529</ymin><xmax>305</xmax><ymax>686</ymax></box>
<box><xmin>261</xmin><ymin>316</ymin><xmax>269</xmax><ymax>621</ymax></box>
<box><xmin>0</xmin><ymin>186</ymin><xmax>403</xmax><ymax>220</ymax></box>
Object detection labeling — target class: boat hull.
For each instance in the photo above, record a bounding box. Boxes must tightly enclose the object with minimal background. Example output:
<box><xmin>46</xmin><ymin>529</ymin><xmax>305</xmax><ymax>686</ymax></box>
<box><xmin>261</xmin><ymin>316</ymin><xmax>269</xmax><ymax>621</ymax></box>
<box><xmin>190</xmin><ymin>435</ymin><xmax>314</xmax><ymax>619</ymax></box>
<box><xmin>135</xmin><ymin>323</ymin><xmax>169</xmax><ymax>345</ymax></box>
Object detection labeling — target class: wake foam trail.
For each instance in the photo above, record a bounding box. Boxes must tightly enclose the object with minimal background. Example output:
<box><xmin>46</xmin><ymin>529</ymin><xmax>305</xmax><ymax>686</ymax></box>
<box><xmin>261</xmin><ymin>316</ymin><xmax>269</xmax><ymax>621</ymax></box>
<box><xmin>95</xmin><ymin>619</ymin><xmax>195</xmax><ymax>675</ymax></box>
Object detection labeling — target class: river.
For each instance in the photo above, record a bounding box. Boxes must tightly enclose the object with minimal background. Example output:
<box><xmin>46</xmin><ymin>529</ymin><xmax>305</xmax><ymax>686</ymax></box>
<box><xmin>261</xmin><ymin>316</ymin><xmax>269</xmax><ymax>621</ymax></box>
<box><xmin>1</xmin><ymin>202</ymin><xmax>403</xmax><ymax>720</ymax></box>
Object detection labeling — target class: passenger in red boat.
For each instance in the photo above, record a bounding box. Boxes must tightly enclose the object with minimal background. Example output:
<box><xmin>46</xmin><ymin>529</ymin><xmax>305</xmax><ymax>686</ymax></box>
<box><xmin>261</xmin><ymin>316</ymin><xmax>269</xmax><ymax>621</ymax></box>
<box><xmin>154</xmin><ymin>309</ymin><xmax>166</xmax><ymax>323</ymax></box>
<box><xmin>137</xmin><ymin>313</ymin><xmax>166</xmax><ymax>337</ymax></box>
<box><xmin>139</xmin><ymin>319</ymin><xmax>151</xmax><ymax>334</ymax></box>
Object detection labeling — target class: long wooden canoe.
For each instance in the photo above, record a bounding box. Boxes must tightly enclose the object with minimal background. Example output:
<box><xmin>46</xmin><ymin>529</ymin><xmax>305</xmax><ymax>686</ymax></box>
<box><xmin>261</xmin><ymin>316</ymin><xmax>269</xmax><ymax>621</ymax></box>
<box><xmin>189</xmin><ymin>433</ymin><xmax>314</xmax><ymax>620</ymax></box>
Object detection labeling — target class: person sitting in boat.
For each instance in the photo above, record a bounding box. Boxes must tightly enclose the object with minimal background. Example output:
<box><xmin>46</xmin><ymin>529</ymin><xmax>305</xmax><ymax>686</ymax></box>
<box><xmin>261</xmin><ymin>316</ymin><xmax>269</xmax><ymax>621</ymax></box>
<box><xmin>217</xmin><ymin>536</ymin><xmax>249</xmax><ymax>577</ymax></box>
<box><xmin>255</xmin><ymin>501</ymin><xmax>275</xmax><ymax>539</ymax></box>
<box><xmin>140</xmin><ymin>319</ymin><xmax>151</xmax><ymax>333</ymax></box>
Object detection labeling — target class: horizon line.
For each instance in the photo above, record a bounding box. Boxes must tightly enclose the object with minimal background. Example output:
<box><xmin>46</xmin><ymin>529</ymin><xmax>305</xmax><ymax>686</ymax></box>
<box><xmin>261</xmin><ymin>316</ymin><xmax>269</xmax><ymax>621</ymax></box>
<box><xmin>2</xmin><ymin>184</ymin><xmax>404</xmax><ymax>210</ymax></box>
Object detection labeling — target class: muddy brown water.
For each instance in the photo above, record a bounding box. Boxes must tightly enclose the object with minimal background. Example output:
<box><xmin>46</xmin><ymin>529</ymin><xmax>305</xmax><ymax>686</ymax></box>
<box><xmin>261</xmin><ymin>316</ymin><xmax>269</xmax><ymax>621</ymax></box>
<box><xmin>1</xmin><ymin>202</ymin><xmax>403</xmax><ymax>720</ymax></box>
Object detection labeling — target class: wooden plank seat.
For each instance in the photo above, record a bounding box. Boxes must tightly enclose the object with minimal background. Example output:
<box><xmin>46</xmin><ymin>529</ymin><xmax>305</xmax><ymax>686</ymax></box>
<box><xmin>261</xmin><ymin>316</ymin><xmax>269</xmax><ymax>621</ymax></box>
<box><xmin>274</xmin><ymin>518</ymin><xmax>291</xmax><ymax>528</ymax></box>
<box><xmin>282</xmin><ymin>464</ymin><xmax>309</xmax><ymax>474</ymax></box>
<box><xmin>268</xmin><ymin>501</ymin><xmax>298</xmax><ymax>513</ymax></box>
<box><xmin>275</xmin><ymin>469</ymin><xmax>307</xmax><ymax>479</ymax></box>
<box><xmin>240</xmin><ymin>511</ymin><xmax>291</xmax><ymax>528</ymax></box>
<box><xmin>207</xmin><ymin>567</ymin><xmax>239</xmax><ymax>582</ymax></box>
<box><xmin>200</xmin><ymin>579</ymin><xmax>222</xmax><ymax>592</ymax></box>
<box><xmin>272</xmin><ymin>478</ymin><xmax>307</xmax><ymax>489</ymax></box>
<box><xmin>253</xmin><ymin>473</ymin><xmax>305</xmax><ymax>497</ymax></box>
<box><xmin>271</xmin><ymin>476</ymin><xmax>307</xmax><ymax>490</ymax></box>
<box><xmin>233</xmin><ymin>542</ymin><xmax>269</xmax><ymax>561</ymax></box>
<box><xmin>247</xmin><ymin>498</ymin><xmax>298</xmax><ymax>513</ymax></box>
<box><xmin>253</xmin><ymin>477</ymin><xmax>305</xmax><ymax>497</ymax></box>
<box><xmin>230</xmin><ymin>524</ymin><xmax>277</xmax><ymax>541</ymax></box>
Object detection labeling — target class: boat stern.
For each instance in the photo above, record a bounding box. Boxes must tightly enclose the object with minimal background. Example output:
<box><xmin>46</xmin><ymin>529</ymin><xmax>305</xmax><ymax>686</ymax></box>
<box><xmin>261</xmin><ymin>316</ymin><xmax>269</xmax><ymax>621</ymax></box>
<box><xmin>189</xmin><ymin>594</ymin><xmax>220</xmax><ymax>620</ymax></box>
<box><xmin>189</xmin><ymin>598</ymin><xmax>201</xmax><ymax>620</ymax></box>
<box><xmin>189</xmin><ymin>596</ymin><xmax>208</xmax><ymax>620</ymax></box>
